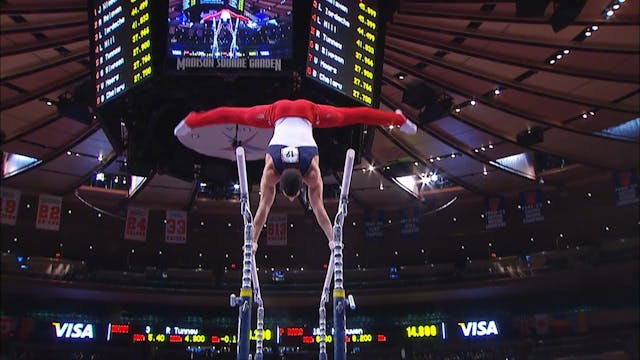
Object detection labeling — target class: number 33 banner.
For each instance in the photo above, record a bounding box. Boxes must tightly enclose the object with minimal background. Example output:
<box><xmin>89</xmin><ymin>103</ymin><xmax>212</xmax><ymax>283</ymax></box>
<box><xmin>267</xmin><ymin>213</ymin><xmax>287</xmax><ymax>246</ymax></box>
<box><xmin>36</xmin><ymin>194</ymin><xmax>62</xmax><ymax>231</ymax></box>
<box><xmin>124</xmin><ymin>207</ymin><xmax>149</xmax><ymax>241</ymax></box>
<box><xmin>0</xmin><ymin>188</ymin><xmax>21</xmax><ymax>225</ymax></box>
<box><xmin>165</xmin><ymin>210</ymin><xmax>187</xmax><ymax>244</ymax></box>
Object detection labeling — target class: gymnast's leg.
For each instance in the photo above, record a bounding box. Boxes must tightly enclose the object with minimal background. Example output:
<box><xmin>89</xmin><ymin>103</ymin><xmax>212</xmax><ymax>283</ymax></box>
<box><xmin>314</xmin><ymin>105</ymin><xmax>417</xmax><ymax>134</ymax></box>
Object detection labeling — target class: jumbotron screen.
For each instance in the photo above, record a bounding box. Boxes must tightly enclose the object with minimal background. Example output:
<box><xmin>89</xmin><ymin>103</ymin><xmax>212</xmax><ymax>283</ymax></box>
<box><xmin>306</xmin><ymin>0</ymin><xmax>381</xmax><ymax>106</ymax></box>
<box><xmin>168</xmin><ymin>0</ymin><xmax>293</xmax><ymax>71</ymax></box>
<box><xmin>93</xmin><ymin>0</ymin><xmax>154</xmax><ymax>107</ymax></box>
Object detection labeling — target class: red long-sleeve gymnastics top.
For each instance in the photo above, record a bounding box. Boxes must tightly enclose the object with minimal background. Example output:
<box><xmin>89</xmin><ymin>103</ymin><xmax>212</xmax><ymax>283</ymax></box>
<box><xmin>183</xmin><ymin>99</ymin><xmax>406</xmax><ymax>129</ymax></box>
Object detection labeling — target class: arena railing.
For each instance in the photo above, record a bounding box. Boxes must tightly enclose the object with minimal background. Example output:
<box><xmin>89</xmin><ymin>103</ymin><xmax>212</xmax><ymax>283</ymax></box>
<box><xmin>1</xmin><ymin>237</ymin><xmax>637</xmax><ymax>290</ymax></box>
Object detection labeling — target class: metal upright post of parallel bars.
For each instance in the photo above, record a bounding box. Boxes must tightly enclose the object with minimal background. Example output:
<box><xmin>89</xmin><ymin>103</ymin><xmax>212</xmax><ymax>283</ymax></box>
<box><xmin>230</xmin><ymin>146</ymin><xmax>263</xmax><ymax>360</ymax></box>
<box><xmin>318</xmin><ymin>149</ymin><xmax>356</xmax><ymax>360</ymax></box>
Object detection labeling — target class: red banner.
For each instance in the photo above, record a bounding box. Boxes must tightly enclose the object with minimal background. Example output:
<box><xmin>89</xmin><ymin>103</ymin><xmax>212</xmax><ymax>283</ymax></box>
<box><xmin>35</xmin><ymin>194</ymin><xmax>62</xmax><ymax>231</ymax></box>
<box><xmin>165</xmin><ymin>210</ymin><xmax>187</xmax><ymax>244</ymax></box>
<box><xmin>124</xmin><ymin>207</ymin><xmax>148</xmax><ymax>241</ymax></box>
<box><xmin>266</xmin><ymin>213</ymin><xmax>287</xmax><ymax>246</ymax></box>
<box><xmin>0</xmin><ymin>187</ymin><xmax>21</xmax><ymax>225</ymax></box>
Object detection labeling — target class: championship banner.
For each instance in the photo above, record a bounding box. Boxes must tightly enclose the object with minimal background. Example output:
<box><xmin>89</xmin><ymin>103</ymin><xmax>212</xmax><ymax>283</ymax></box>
<box><xmin>165</xmin><ymin>210</ymin><xmax>187</xmax><ymax>244</ymax></box>
<box><xmin>519</xmin><ymin>189</ymin><xmax>544</xmax><ymax>224</ymax></box>
<box><xmin>484</xmin><ymin>196</ymin><xmax>506</xmax><ymax>229</ymax></box>
<box><xmin>364</xmin><ymin>209</ymin><xmax>384</xmax><ymax>241</ymax></box>
<box><xmin>613</xmin><ymin>169</ymin><xmax>639</xmax><ymax>206</ymax></box>
<box><xmin>35</xmin><ymin>194</ymin><xmax>62</xmax><ymax>231</ymax></box>
<box><xmin>0</xmin><ymin>187</ymin><xmax>21</xmax><ymax>225</ymax></box>
<box><xmin>266</xmin><ymin>213</ymin><xmax>287</xmax><ymax>246</ymax></box>
<box><xmin>124</xmin><ymin>207</ymin><xmax>148</xmax><ymax>241</ymax></box>
<box><xmin>398</xmin><ymin>207</ymin><xmax>420</xmax><ymax>238</ymax></box>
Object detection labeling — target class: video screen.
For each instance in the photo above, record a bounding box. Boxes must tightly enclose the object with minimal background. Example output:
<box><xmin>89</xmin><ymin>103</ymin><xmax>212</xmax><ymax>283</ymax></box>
<box><xmin>168</xmin><ymin>0</ymin><xmax>292</xmax><ymax>60</ymax></box>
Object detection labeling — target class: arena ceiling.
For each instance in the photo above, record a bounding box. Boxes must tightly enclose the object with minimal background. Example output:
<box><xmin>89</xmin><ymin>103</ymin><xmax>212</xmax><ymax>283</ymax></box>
<box><xmin>1</xmin><ymin>0</ymin><xmax>638</xmax><ymax>217</ymax></box>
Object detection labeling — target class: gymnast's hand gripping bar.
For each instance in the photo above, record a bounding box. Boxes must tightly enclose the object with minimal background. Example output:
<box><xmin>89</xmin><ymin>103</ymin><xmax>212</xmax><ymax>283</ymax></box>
<box><xmin>319</xmin><ymin>149</ymin><xmax>355</xmax><ymax>360</ymax></box>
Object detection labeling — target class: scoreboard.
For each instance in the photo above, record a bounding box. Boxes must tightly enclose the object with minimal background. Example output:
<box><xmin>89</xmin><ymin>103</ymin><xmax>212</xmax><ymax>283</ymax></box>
<box><xmin>306</xmin><ymin>0</ymin><xmax>381</xmax><ymax>106</ymax></box>
<box><xmin>93</xmin><ymin>0</ymin><xmax>154</xmax><ymax>107</ymax></box>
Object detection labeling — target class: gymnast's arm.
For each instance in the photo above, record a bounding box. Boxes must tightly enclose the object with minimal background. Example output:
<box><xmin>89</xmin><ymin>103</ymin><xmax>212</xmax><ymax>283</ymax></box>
<box><xmin>183</xmin><ymin>104</ymin><xmax>272</xmax><ymax>128</ymax></box>
<box><xmin>252</xmin><ymin>159</ymin><xmax>278</xmax><ymax>249</ymax></box>
<box><xmin>314</xmin><ymin>104</ymin><xmax>407</xmax><ymax>128</ymax></box>
<box><xmin>305</xmin><ymin>159</ymin><xmax>334</xmax><ymax>248</ymax></box>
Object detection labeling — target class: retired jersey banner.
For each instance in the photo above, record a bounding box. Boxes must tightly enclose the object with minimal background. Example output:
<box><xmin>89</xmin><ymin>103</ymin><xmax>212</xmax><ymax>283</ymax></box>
<box><xmin>35</xmin><ymin>194</ymin><xmax>62</xmax><ymax>231</ymax></box>
<box><xmin>165</xmin><ymin>210</ymin><xmax>187</xmax><ymax>244</ymax></box>
<box><xmin>266</xmin><ymin>213</ymin><xmax>287</xmax><ymax>246</ymax></box>
<box><xmin>484</xmin><ymin>196</ymin><xmax>506</xmax><ymax>229</ymax></box>
<box><xmin>364</xmin><ymin>209</ymin><xmax>384</xmax><ymax>241</ymax></box>
<box><xmin>399</xmin><ymin>207</ymin><xmax>420</xmax><ymax>238</ymax></box>
<box><xmin>124</xmin><ymin>207</ymin><xmax>148</xmax><ymax>241</ymax></box>
<box><xmin>613</xmin><ymin>169</ymin><xmax>639</xmax><ymax>206</ymax></box>
<box><xmin>520</xmin><ymin>189</ymin><xmax>544</xmax><ymax>224</ymax></box>
<box><xmin>0</xmin><ymin>187</ymin><xmax>21</xmax><ymax>225</ymax></box>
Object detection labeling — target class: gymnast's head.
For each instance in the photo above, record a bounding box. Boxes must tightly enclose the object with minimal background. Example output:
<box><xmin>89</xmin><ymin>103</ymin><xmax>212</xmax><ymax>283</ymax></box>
<box><xmin>280</xmin><ymin>168</ymin><xmax>302</xmax><ymax>201</ymax></box>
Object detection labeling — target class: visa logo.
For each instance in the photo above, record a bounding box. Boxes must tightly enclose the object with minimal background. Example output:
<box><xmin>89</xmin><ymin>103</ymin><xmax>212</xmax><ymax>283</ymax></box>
<box><xmin>52</xmin><ymin>322</ymin><xmax>94</xmax><ymax>339</ymax></box>
<box><xmin>457</xmin><ymin>320</ymin><xmax>498</xmax><ymax>337</ymax></box>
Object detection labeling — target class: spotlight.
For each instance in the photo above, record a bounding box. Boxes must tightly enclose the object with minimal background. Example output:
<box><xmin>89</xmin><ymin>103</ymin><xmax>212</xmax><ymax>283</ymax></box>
<box><xmin>368</xmin><ymin>164</ymin><xmax>374</xmax><ymax>172</ymax></box>
<box><xmin>470</xmin><ymin>99</ymin><xmax>476</xmax><ymax>106</ymax></box>
<box><xmin>549</xmin><ymin>59</ymin><xmax>556</xmax><ymax>64</ymax></box>
<box><xmin>455</xmin><ymin>107</ymin><xmax>461</xmax><ymax>113</ymax></box>
<box><xmin>585</xmin><ymin>31</ymin><xmax>592</xmax><ymax>36</ymax></box>
<box><xmin>612</xmin><ymin>4</ymin><xmax>620</xmax><ymax>10</ymax></box>
<box><xmin>556</xmin><ymin>54</ymin><xmax>563</xmax><ymax>59</ymax></box>
<box><xmin>488</xmin><ymin>144</ymin><xmax>494</xmax><ymax>149</ymax></box>
<box><xmin>582</xmin><ymin>113</ymin><xmax>588</xmax><ymax>119</ymax></box>
<box><xmin>591</xmin><ymin>25</ymin><xmax>599</xmax><ymax>31</ymax></box>
<box><xmin>606</xmin><ymin>9</ymin><xmax>614</xmax><ymax>17</ymax></box>
<box><xmin>563</xmin><ymin>49</ymin><xmax>570</xmax><ymax>54</ymax></box>
<box><xmin>40</xmin><ymin>97</ymin><xmax>56</xmax><ymax>106</ymax></box>
<box><xmin>494</xmin><ymin>88</ymin><xmax>501</xmax><ymax>95</ymax></box>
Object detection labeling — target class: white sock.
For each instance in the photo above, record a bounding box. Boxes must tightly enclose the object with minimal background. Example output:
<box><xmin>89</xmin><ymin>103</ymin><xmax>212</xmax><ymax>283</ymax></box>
<box><xmin>396</xmin><ymin>109</ymin><xmax>418</xmax><ymax>135</ymax></box>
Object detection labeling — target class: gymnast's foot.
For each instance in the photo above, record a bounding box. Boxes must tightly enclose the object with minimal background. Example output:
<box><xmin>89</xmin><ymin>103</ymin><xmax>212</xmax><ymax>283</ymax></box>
<box><xmin>396</xmin><ymin>109</ymin><xmax>418</xmax><ymax>135</ymax></box>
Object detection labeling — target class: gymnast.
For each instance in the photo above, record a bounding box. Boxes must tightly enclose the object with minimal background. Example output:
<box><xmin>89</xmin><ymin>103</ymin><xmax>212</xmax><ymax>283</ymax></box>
<box><xmin>174</xmin><ymin>99</ymin><xmax>417</xmax><ymax>252</ymax></box>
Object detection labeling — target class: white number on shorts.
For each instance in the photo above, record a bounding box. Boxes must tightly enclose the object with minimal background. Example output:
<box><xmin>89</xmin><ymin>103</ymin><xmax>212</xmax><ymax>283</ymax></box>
<box><xmin>281</xmin><ymin>146</ymin><xmax>299</xmax><ymax>164</ymax></box>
